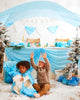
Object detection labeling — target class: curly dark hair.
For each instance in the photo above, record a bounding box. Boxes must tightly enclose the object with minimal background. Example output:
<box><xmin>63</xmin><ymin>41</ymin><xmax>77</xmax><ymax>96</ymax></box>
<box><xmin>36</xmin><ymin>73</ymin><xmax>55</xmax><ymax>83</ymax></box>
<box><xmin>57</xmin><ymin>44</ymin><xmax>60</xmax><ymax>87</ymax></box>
<box><xmin>16</xmin><ymin>61</ymin><xmax>30</xmax><ymax>70</ymax></box>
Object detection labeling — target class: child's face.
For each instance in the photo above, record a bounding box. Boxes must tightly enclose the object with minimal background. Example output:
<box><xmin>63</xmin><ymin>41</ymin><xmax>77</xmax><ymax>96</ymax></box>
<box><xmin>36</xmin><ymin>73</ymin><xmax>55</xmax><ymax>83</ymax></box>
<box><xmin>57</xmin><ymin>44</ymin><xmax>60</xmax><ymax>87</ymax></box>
<box><xmin>38</xmin><ymin>61</ymin><xmax>45</xmax><ymax>68</ymax></box>
<box><xmin>19</xmin><ymin>65</ymin><xmax>27</xmax><ymax>73</ymax></box>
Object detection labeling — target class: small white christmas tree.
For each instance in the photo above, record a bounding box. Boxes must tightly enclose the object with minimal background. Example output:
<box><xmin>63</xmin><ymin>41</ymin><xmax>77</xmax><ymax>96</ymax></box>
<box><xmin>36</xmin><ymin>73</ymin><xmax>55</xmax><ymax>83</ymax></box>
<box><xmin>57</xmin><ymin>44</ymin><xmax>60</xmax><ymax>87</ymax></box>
<box><xmin>62</xmin><ymin>39</ymin><xmax>79</xmax><ymax>79</ymax></box>
<box><xmin>0</xmin><ymin>23</ymin><xmax>10</xmax><ymax>72</ymax></box>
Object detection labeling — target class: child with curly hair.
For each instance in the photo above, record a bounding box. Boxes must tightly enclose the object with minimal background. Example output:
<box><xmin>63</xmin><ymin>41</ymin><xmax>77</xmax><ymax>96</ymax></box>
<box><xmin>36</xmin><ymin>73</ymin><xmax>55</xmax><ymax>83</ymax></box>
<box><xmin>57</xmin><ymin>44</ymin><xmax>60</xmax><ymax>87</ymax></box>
<box><xmin>12</xmin><ymin>61</ymin><xmax>37</xmax><ymax>97</ymax></box>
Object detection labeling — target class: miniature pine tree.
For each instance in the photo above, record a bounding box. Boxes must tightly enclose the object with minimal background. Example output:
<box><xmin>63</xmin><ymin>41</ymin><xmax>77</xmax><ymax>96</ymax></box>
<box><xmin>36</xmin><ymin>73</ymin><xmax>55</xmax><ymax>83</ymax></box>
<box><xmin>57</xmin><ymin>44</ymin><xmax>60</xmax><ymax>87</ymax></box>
<box><xmin>0</xmin><ymin>23</ymin><xmax>10</xmax><ymax>73</ymax></box>
<box><xmin>62</xmin><ymin>39</ymin><xmax>79</xmax><ymax>79</ymax></box>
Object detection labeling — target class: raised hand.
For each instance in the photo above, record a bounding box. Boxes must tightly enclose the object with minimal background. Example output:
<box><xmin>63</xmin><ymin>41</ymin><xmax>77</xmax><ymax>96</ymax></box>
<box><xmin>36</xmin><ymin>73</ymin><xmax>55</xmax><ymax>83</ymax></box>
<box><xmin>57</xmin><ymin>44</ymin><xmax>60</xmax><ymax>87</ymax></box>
<box><xmin>30</xmin><ymin>52</ymin><xmax>34</xmax><ymax>58</ymax></box>
<box><xmin>42</xmin><ymin>52</ymin><xmax>47</xmax><ymax>59</ymax></box>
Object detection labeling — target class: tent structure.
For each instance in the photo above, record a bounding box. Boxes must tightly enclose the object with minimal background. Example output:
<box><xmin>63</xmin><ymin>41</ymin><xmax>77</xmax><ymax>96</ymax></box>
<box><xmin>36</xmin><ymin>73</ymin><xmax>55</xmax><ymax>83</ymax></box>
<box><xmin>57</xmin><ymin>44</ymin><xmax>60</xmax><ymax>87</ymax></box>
<box><xmin>0</xmin><ymin>1</ymin><xmax>80</xmax><ymax>44</ymax></box>
<box><xmin>0</xmin><ymin>1</ymin><xmax>80</xmax><ymax>26</ymax></box>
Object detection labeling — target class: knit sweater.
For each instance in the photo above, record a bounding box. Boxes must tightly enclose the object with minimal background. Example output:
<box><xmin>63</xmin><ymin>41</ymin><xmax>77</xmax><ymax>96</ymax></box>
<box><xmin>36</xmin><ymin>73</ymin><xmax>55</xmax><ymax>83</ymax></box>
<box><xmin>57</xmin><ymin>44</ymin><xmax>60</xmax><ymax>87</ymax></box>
<box><xmin>30</xmin><ymin>57</ymin><xmax>50</xmax><ymax>85</ymax></box>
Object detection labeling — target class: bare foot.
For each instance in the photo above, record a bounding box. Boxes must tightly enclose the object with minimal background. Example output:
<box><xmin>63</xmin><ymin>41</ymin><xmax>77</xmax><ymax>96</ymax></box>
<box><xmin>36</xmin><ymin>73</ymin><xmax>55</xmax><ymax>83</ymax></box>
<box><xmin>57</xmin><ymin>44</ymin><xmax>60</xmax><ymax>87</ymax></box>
<box><xmin>46</xmin><ymin>91</ymin><xmax>52</xmax><ymax>95</ymax></box>
<box><xmin>46</xmin><ymin>92</ymin><xmax>49</xmax><ymax>95</ymax></box>
<box><xmin>51</xmin><ymin>84</ymin><xmax>56</xmax><ymax>88</ymax></box>
<box><xmin>34</xmin><ymin>93</ymin><xmax>40</xmax><ymax>98</ymax></box>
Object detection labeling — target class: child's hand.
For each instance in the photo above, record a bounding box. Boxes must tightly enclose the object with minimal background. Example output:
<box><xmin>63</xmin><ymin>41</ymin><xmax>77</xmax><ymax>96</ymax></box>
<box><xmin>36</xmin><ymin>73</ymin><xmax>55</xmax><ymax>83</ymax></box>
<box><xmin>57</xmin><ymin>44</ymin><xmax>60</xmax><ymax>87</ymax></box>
<box><xmin>30</xmin><ymin>52</ymin><xmax>34</xmax><ymax>58</ymax></box>
<box><xmin>43</xmin><ymin>53</ymin><xmax>47</xmax><ymax>58</ymax></box>
<box><xmin>20</xmin><ymin>77</ymin><xmax>24</xmax><ymax>81</ymax></box>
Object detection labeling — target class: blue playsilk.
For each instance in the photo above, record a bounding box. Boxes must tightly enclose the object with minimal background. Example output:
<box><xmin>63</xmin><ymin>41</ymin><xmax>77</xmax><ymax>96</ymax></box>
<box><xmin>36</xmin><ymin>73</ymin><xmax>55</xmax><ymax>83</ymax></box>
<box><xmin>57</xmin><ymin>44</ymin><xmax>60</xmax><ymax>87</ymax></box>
<box><xmin>10</xmin><ymin>42</ymin><xmax>26</xmax><ymax>47</ymax></box>
<box><xmin>11</xmin><ymin>70</ymin><xmax>37</xmax><ymax>97</ymax></box>
<box><xmin>68</xmin><ymin>77</ymin><xmax>79</xmax><ymax>86</ymax></box>
<box><xmin>0</xmin><ymin>1</ymin><xmax>80</xmax><ymax>26</ymax></box>
<box><xmin>67</xmin><ymin>40</ymin><xmax>72</xmax><ymax>47</ymax></box>
<box><xmin>5</xmin><ymin>22</ymin><xmax>13</xmax><ymax>27</ymax></box>
<box><xmin>5</xmin><ymin>47</ymin><xmax>72</xmax><ymax>73</ymax></box>
<box><xmin>58</xmin><ymin>76</ymin><xmax>65</xmax><ymax>82</ymax></box>
<box><xmin>58</xmin><ymin>76</ymin><xmax>79</xmax><ymax>86</ymax></box>
<box><xmin>62</xmin><ymin>78</ymin><xmax>70</xmax><ymax>85</ymax></box>
<box><xmin>3</xmin><ymin>61</ymin><xmax>17</xmax><ymax>83</ymax></box>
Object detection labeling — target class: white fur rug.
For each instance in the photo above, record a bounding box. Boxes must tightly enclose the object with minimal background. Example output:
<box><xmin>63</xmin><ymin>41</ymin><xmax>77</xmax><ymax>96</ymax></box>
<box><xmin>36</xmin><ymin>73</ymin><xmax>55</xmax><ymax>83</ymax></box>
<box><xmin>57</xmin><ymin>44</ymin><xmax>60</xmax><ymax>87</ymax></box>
<box><xmin>0</xmin><ymin>76</ymin><xmax>80</xmax><ymax>100</ymax></box>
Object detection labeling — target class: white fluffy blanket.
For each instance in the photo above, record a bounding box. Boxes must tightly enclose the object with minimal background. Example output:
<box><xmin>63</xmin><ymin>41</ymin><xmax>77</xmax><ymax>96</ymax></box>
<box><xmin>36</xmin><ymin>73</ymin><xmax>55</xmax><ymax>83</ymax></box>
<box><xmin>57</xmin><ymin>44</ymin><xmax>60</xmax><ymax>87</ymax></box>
<box><xmin>0</xmin><ymin>76</ymin><xmax>80</xmax><ymax>100</ymax></box>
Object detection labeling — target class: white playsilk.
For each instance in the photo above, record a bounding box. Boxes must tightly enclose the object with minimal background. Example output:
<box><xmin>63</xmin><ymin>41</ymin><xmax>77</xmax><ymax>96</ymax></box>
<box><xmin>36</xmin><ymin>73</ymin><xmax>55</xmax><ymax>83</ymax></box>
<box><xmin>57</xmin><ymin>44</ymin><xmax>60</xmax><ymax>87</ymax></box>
<box><xmin>13</xmin><ymin>75</ymin><xmax>33</xmax><ymax>94</ymax></box>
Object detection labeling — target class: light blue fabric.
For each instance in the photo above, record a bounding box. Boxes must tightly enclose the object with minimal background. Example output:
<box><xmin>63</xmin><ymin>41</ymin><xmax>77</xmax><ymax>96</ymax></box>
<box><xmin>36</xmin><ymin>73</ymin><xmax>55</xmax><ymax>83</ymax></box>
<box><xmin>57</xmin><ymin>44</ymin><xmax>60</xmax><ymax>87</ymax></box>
<box><xmin>55</xmin><ymin>42</ymin><xmax>70</xmax><ymax>47</ymax></box>
<box><xmin>5</xmin><ymin>47</ymin><xmax>74</xmax><ymax>73</ymax></box>
<box><xmin>58</xmin><ymin>76</ymin><xmax>79</xmax><ymax>86</ymax></box>
<box><xmin>3</xmin><ymin>61</ymin><xmax>17</xmax><ymax>83</ymax></box>
<box><xmin>18</xmin><ymin>42</ymin><xmax>26</xmax><ymax>46</ymax></box>
<box><xmin>42</xmin><ymin>48</ymin><xmax>73</xmax><ymax>73</ymax></box>
<box><xmin>62</xmin><ymin>77</ymin><xmax>69</xmax><ymax>85</ymax></box>
<box><xmin>10</xmin><ymin>42</ymin><xmax>17</xmax><ymax>46</ymax></box>
<box><xmin>11</xmin><ymin>68</ymin><xmax>37</xmax><ymax>97</ymax></box>
<box><xmin>47</xmin><ymin>25</ymin><xmax>59</xmax><ymax>34</ymax></box>
<box><xmin>20</xmin><ymin>86</ymin><xmax>37</xmax><ymax>97</ymax></box>
<box><xmin>5</xmin><ymin>47</ymin><xmax>41</xmax><ymax>65</ymax></box>
<box><xmin>25</xmin><ymin>26</ymin><xmax>36</xmax><ymax>35</ymax></box>
<box><xmin>5</xmin><ymin>22</ymin><xmax>13</xmax><ymax>27</ymax></box>
<box><xmin>58</xmin><ymin>76</ymin><xmax>65</xmax><ymax>82</ymax></box>
<box><xmin>0</xmin><ymin>1</ymin><xmax>80</xmax><ymax>26</ymax></box>
<box><xmin>58</xmin><ymin>75</ymin><xmax>80</xmax><ymax>86</ymax></box>
<box><xmin>68</xmin><ymin>77</ymin><xmax>79</xmax><ymax>86</ymax></box>
<box><xmin>0</xmin><ymin>15</ymin><xmax>9</xmax><ymax>25</ymax></box>
<box><xmin>67</xmin><ymin>40</ymin><xmax>72</xmax><ymax>47</ymax></box>
<box><xmin>10</xmin><ymin>42</ymin><xmax>26</xmax><ymax>47</ymax></box>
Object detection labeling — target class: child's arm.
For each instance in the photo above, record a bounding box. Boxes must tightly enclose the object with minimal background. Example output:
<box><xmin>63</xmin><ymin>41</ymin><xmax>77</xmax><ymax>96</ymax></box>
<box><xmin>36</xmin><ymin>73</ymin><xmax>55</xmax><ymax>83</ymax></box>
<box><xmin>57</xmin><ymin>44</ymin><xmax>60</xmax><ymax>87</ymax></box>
<box><xmin>43</xmin><ymin>53</ymin><xmax>50</xmax><ymax>71</ymax></box>
<box><xmin>30</xmin><ymin>52</ymin><xmax>38</xmax><ymax>70</ymax></box>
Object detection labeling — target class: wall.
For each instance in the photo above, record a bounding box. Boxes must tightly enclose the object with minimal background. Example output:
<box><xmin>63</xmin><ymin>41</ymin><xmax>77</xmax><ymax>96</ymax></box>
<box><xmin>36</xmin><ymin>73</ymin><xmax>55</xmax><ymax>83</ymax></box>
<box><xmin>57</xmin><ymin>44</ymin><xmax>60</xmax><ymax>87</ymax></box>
<box><xmin>6</xmin><ymin>17</ymin><xmax>77</xmax><ymax>46</ymax></box>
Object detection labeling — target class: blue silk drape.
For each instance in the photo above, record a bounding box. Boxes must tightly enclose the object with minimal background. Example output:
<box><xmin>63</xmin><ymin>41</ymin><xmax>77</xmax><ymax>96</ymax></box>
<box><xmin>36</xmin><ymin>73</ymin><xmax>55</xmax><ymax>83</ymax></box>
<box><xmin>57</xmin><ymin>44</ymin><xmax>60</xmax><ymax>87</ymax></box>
<box><xmin>5</xmin><ymin>47</ymin><xmax>72</xmax><ymax>73</ymax></box>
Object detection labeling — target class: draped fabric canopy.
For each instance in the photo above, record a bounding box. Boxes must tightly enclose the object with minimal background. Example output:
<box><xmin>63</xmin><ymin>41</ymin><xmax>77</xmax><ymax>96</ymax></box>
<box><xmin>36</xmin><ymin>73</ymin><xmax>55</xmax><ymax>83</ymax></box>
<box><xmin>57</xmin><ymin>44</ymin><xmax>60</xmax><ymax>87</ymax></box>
<box><xmin>5</xmin><ymin>47</ymin><xmax>72</xmax><ymax>73</ymax></box>
<box><xmin>0</xmin><ymin>1</ymin><xmax>80</xmax><ymax>26</ymax></box>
